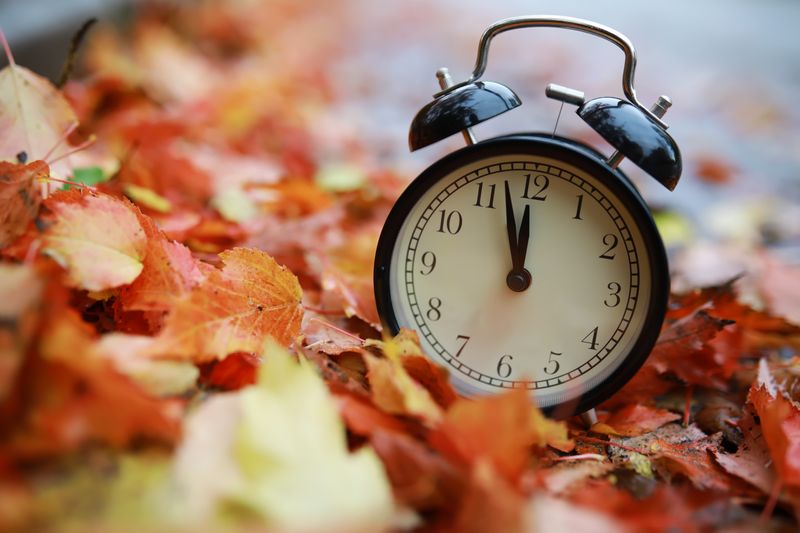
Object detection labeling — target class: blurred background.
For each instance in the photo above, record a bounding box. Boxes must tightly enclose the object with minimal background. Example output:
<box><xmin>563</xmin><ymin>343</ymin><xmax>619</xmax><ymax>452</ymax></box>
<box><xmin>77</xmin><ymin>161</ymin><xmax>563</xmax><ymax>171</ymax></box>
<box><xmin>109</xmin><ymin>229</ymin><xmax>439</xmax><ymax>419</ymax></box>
<box><xmin>3</xmin><ymin>0</ymin><xmax>800</xmax><ymax>276</ymax></box>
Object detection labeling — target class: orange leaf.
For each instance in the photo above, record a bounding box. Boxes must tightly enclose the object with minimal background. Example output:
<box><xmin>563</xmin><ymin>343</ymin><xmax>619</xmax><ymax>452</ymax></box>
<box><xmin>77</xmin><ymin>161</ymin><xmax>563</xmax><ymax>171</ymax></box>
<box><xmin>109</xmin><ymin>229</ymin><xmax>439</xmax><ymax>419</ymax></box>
<box><xmin>429</xmin><ymin>388</ymin><xmax>572</xmax><ymax>481</ymax></box>
<box><xmin>748</xmin><ymin>360</ymin><xmax>800</xmax><ymax>488</ymax></box>
<box><xmin>2</xmin><ymin>306</ymin><xmax>181</xmax><ymax>458</ymax></box>
<box><xmin>320</xmin><ymin>229</ymin><xmax>381</xmax><ymax>329</ymax></box>
<box><xmin>41</xmin><ymin>190</ymin><xmax>147</xmax><ymax>291</ymax></box>
<box><xmin>118</xmin><ymin>213</ymin><xmax>203</xmax><ymax>313</ymax></box>
<box><xmin>594</xmin><ymin>404</ymin><xmax>680</xmax><ymax>437</ymax></box>
<box><xmin>148</xmin><ymin>247</ymin><xmax>303</xmax><ymax>361</ymax></box>
<box><xmin>0</xmin><ymin>160</ymin><xmax>44</xmax><ymax>247</ymax></box>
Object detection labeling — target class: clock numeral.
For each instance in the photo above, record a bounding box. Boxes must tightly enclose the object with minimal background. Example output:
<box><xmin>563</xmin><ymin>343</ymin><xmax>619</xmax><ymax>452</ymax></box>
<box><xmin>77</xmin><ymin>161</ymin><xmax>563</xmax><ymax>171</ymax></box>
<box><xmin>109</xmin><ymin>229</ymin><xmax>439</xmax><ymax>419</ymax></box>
<box><xmin>581</xmin><ymin>326</ymin><xmax>600</xmax><ymax>350</ymax></box>
<box><xmin>455</xmin><ymin>335</ymin><xmax>470</xmax><ymax>357</ymax></box>
<box><xmin>436</xmin><ymin>209</ymin><xmax>463</xmax><ymax>235</ymax></box>
<box><xmin>544</xmin><ymin>351</ymin><xmax>562</xmax><ymax>375</ymax></box>
<box><xmin>573</xmin><ymin>194</ymin><xmax>584</xmax><ymax>220</ymax></box>
<box><xmin>419</xmin><ymin>251</ymin><xmax>437</xmax><ymax>275</ymax></box>
<box><xmin>605</xmin><ymin>282</ymin><xmax>622</xmax><ymax>307</ymax></box>
<box><xmin>473</xmin><ymin>182</ymin><xmax>496</xmax><ymax>208</ymax></box>
<box><xmin>426</xmin><ymin>297</ymin><xmax>442</xmax><ymax>321</ymax></box>
<box><xmin>599</xmin><ymin>233</ymin><xmax>618</xmax><ymax>260</ymax></box>
<box><xmin>522</xmin><ymin>173</ymin><xmax>548</xmax><ymax>201</ymax></box>
<box><xmin>496</xmin><ymin>354</ymin><xmax>513</xmax><ymax>378</ymax></box>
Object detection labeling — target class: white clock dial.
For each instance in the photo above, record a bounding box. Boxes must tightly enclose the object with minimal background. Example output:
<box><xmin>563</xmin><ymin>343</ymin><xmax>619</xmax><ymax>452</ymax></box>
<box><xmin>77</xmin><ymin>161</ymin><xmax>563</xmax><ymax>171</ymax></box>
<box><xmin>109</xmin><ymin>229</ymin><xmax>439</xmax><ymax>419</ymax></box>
<box><xmin>387</xmin><ymin>154</ymin><xmax>653</xmax><ymax>408</ymax></box>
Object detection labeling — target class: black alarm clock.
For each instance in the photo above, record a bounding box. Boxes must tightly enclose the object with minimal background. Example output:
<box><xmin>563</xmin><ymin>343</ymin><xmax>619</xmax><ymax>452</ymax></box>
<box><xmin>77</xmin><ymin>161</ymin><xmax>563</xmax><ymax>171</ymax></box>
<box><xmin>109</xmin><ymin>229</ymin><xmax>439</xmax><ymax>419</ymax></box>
<box><xmin>374</xmin><ymin>16</ymin><xmax>681</xmax><ymax>418</ymax></box>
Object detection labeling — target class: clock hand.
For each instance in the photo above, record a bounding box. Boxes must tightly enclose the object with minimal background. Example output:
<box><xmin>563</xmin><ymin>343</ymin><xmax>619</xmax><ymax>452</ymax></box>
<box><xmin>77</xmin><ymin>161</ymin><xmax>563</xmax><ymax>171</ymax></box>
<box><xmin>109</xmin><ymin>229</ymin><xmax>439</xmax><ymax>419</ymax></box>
<box><xmin>504</xmin><ymin>181</ymin><xmax>532</xmax><ymax>292</ymax></box>
<box><xmin>504</xmin><ymin>180</ymin><xmax>519</xmax><ymax>270</ymax></box>
<box><xmin>517</xmin><ymin>203</ymin><xmax>531</xmax><ymax>269</ymax></box>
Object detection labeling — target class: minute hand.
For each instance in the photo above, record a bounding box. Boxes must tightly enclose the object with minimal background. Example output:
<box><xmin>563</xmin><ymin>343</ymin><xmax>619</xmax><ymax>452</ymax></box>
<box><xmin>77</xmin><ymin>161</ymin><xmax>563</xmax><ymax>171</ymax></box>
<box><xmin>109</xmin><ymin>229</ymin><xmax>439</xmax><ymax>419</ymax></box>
<box><xmin>503</xmin><ymin>181</ymin><xmax>520</xmax><ymax>270</ymax></box>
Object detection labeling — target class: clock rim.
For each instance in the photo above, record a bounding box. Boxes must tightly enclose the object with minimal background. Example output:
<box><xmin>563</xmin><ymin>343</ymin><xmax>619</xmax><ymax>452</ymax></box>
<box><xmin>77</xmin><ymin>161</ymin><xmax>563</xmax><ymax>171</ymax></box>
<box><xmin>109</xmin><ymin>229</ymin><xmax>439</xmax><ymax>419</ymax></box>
<box><xmin>374</xmin><ymin>133</ymin><xmax>669</xmax><ymax>417</ymax></box>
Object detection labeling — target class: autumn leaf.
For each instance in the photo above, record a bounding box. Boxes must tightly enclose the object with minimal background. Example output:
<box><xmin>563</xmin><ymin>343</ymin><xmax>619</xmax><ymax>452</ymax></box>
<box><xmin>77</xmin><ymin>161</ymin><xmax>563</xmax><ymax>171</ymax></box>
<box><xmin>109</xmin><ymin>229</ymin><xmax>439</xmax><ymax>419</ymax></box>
<box><xmin>429</xmin><ymin>388</ymin><xmax>573</xmax><ymax>481</ymax></box>
<box><xmin>747</xmin><ymin>360</ymin><xmax>800</xmax><ymax>499</ymax></box>
<box><xmin>170</xmin><ymin>341</ymin><xmax>394</xmax><ymax>529</ymax></box>
<box><xmin>0</xmin><ymin>160</ymin><xmax>45</xmax><ymax>247</ymax></box>
<box><xmin>148</xmin><ymin>247</ymin><xmax>303</xmax><ymax>361</ymax></box>
<box><xmin>3</xmin><ymin>307</ymin><xmax>182</xmax><ymax>458</ymax></box>
<box><xmin>40</xmin><ymin>190</ymin><xmax>147</xmax><ymax>291</ymax></box>
<box><xmin>0</xmin><ymin>263</ymin><xmax>42</xmax><ymax>401</ymax></box>
<box><xmin>593</xmin><ymin>404</ymin><xmax>681</xmax><ymax>437</ymax></box>
<box><xmin>319</xmin><ymin>229</ymin><xmax>381</xmax><ymax>328</ymax></box>
<box><xmin>118</xmin><ymin>213</ymin><xmax>203</xmax><ymax>315</ymax></box>
<box><xmin>0</xmin><ymin>36</ymin><xmax>79</xmax><ymax>192</ymax></box>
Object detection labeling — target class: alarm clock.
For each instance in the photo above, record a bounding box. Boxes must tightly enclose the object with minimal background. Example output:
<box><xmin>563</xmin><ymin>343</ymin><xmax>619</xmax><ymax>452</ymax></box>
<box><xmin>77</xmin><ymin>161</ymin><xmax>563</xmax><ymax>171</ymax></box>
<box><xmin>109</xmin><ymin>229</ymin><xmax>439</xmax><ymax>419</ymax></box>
<box><xmin>374</xmin><ymin>16</ymin><xmax>681</xmax><ymax>417</ymax></box>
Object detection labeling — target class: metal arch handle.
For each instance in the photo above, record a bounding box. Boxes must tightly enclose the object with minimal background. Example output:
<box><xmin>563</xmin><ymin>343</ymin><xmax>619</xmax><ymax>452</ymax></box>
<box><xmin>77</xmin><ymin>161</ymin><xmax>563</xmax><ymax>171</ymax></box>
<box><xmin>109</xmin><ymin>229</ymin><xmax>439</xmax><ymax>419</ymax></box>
<box><xmin>447</xmin><ymin>15</ymin><xmax>666</xmax><ymax>128</ymax></box>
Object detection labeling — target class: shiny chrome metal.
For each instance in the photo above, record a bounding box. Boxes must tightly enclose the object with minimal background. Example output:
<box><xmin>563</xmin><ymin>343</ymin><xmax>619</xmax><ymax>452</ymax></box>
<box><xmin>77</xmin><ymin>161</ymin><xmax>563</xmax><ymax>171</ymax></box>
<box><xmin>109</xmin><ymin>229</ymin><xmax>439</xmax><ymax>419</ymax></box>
<box><xmin>437</xmin><ymin>67</ymin><xmax>476</xmax><ymax>145</ymax></box>
<box><xmin>435</xmin><ymin>16</ymin><xmax>668</xmax><ymax>129</ymax></box>
<box><xmin>545</xmin><ymin>83</ymin><xmax>586</xmax><ymax>106</ymax></box>
<box><xmin>607</xmin><ymin>95</ymin><xmax>674</xmax><ymax>169</ymax></box>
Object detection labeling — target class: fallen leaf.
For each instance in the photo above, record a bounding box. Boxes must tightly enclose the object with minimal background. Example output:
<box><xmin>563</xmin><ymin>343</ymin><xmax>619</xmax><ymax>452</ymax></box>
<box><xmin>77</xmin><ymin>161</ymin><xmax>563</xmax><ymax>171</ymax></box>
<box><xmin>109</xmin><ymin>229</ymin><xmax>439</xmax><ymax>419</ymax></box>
<box><xmin>229</xmin><ymin>342</ymin><xmax>395</xmax><ymax>529</ymax></box>
<box><xmin>429</xmin><ymin>388</ymin><xmax>573</xmax><ymax>481</ymax></box>
<box><xmin>0</xmin><ymin>43</ymin><xmax>79</xmax><ymax>191</ymax></box>
<box><xmin>594</xmin><ymin>404</ymin><xmax>681</xmax><ymax>437</ymax></box>
<box><xmin>41</xmin><ymin>190</ymin><xmax>147</xmax><ymax>291</ymax></box>
<box><xmin>0</xmin><ymin>160</ymin><xmax>45</xmax><ymax>247</ymax></box>
<box><xmin>118</xmin><ymin>214</ymin><xmax>203</xmax><ymax>315</ymax></box>
<box><xmin>148</xmin><ymin>247</ymin><xmax>303</xmax><ymax>361</ymax></box>
<box><xmin>747</xmin><ymin>360</ymin><xmax>800</xmax><ymax>492</ymax></box>
<box><xmin>714</xmin><ymin>410</ymin><xmax>775</xmax><ymax>496</ymax></box>
<box><xmin>319</xmin><ymin>229</ymin><xmax>381</xmax><ymax>328</ymax></box>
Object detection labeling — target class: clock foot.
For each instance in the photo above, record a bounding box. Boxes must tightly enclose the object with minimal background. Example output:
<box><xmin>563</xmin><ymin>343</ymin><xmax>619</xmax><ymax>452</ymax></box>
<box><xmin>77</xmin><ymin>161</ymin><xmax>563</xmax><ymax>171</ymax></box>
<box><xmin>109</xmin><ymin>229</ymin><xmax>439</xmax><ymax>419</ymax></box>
<box><xmin>506</xmin><ymin>269</ymin><xmax>532</xmax><ymax>292</ymax></box>
<box><xmin>579</xmin><ymin>408</ymin><xmax>598</xmax><ymax>428</ymax></box>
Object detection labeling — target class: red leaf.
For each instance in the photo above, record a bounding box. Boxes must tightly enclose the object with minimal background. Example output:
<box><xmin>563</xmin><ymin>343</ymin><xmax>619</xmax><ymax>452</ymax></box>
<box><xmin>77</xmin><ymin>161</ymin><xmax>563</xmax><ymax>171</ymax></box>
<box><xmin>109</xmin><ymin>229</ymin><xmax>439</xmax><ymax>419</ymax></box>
<box><xmin>748</xmin><ymin>360</ymin><xmax>800</xmax><ymax>488</ymax></box>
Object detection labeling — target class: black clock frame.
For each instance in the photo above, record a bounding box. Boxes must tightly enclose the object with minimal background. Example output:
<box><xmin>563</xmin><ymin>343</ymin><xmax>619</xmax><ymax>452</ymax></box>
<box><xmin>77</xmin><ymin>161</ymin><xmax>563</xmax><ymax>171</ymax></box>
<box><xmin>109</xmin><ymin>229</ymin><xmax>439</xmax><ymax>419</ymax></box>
<box><xmin>374</xmin><ymin>133</ymin><xmax>669</xmax><ymax>417</ymax></box>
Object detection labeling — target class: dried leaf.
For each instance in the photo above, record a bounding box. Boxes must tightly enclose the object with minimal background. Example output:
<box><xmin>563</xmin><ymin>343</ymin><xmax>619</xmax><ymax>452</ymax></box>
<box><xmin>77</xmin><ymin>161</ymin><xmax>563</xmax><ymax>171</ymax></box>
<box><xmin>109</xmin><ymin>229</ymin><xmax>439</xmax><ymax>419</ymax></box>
<box><xmin>429</xmin><ymin>388</ymin><xmax>573</xmax><ymax>481</ymax></box>
<box><xmin>0</xmin><ymin>49</ymin><xmax>78</xmax><ymax>188</ymax></box>
<box><xmin>41</xmin><ymin>190</ymin><xmax>147</xmax><ymax>291</ymax></box>
<box><xmin>594</xmin><ymin>404</ymin><xmax>681</xmax><ymax>437</ymax></box>
<box><xmin>0</xmin><ymin>160</ymin><xmax>44</xmax><ymax>247</ymax></box>
<box><xmin>748</xmin><ymin>360</ymin><xmax>800</xmax><ymax>489</ymax></box>
<box><xmin>148</xmin><ymin>248</ymin><xmax>303</xmax><ymax>361</ymax></box>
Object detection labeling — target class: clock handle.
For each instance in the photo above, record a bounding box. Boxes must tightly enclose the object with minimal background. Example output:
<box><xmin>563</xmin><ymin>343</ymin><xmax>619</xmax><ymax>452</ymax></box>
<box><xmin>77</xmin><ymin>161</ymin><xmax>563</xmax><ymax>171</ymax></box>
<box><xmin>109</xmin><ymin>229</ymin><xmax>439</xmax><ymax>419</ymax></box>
<box><xmin>442</xmin><ymin>15</ymin><xmax>666</xmax><ymax>129</ymax></box>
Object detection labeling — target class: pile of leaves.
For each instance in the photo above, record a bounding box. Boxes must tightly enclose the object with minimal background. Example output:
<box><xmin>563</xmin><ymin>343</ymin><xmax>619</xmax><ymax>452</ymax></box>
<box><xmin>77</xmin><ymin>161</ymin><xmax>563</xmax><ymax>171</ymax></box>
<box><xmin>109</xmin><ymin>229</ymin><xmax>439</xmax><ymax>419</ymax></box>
<box><xmin>1</xmin><ymin>1</ymin><xmax>799</xmax><ymax>531</ymax></box>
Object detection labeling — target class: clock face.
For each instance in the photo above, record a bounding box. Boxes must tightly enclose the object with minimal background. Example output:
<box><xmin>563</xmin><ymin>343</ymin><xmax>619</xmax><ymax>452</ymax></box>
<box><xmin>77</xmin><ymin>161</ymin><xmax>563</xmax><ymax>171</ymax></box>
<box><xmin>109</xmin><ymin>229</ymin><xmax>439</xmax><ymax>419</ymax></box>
<box><xmin>376</xmin><ymin>137</ymin><xmax>667</xmax><ymax>412</ymax></box>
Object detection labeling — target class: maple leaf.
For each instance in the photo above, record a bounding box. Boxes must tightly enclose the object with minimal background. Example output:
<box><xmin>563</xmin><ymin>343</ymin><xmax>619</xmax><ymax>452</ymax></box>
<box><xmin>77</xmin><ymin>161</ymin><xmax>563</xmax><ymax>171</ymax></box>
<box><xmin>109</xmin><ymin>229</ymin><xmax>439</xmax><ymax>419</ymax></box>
<box><xmin>148</xmin><ymin>247</ymin><xmax>303</xmax><ymax>361</ymax></box>
<box><xmin>0</xmin><ymin>160</ymin><xmax>45</xmax><ymax>247</ymax></box>
<box><xmin>118</xmin><ymin>213</ymin><xmax>203</xmax><ymax>314</ymax></box>
<box><xmin>40</xmin><ymin>190</ymin><xmax>147</xmax><ymax>291</ymax></box>
<box><xmin>0</xmin><ymin>36</ymin><xmax>79</xmax><ymax>192</ymax></box>
<box><xmin>429</xmin><ymin>388</ymin><xmax>573</xmax><ymax>482</ymax></box>
<box><xmin>747</xmin><ymin>360</ymin><xmax>800</xmax><ymax>495</ymax></box>
<box><xmin>714</xmin><ymin>410</ymin><xmax>776</xmax><ymax>496</ymax></box>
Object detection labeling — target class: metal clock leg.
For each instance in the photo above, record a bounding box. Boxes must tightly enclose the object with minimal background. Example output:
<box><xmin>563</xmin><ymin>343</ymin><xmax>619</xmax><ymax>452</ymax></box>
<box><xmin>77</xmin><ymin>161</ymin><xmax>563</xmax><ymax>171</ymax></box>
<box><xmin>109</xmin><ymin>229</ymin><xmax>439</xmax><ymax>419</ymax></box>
<box><xmin>579</xmin><ymin>408</ymin><xmax>598</xmax><ymax>428</ymax></box>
